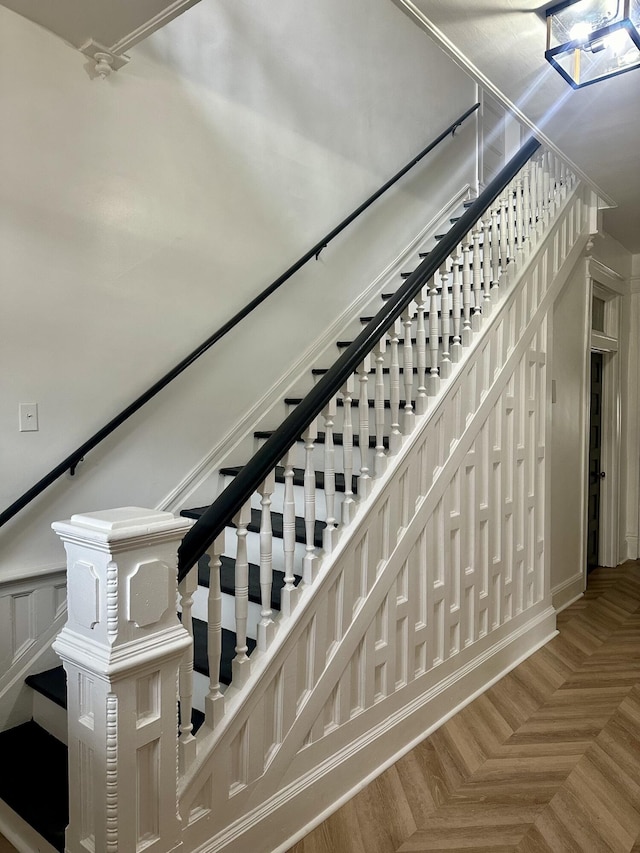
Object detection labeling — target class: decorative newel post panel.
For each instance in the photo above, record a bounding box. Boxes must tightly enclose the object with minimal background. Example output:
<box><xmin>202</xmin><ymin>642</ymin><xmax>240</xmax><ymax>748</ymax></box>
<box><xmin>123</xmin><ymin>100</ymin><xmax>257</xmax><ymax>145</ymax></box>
<box><xmin>52</xmin><ymin>507</ymin><xmax>193</xmax><ymax>853</ymax></box>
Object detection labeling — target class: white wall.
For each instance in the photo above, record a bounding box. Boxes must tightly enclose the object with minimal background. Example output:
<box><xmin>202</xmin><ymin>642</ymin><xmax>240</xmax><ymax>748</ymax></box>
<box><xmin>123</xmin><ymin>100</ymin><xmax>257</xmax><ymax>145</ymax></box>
<box><xmin>0</xmin><ymin>0</ymin><xmax>478</xmax><ymax>574</ymax></box>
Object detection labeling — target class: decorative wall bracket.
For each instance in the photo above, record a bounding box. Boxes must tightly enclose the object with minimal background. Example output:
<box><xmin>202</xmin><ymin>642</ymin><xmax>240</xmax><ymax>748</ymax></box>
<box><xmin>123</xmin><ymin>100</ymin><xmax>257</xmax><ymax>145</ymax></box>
<box><xmin>79</xmin><ymin>40</ymin><xmax>130</xmax><ymax>78</ymax></box>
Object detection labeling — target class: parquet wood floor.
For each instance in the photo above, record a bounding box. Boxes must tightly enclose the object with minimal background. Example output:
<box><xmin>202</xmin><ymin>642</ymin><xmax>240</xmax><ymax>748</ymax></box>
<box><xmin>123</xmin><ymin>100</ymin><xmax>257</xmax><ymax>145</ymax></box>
<box><xmin>288</xmin><ymin>562</ymin><xmax>640</xmax><ymax>853</ymax></box>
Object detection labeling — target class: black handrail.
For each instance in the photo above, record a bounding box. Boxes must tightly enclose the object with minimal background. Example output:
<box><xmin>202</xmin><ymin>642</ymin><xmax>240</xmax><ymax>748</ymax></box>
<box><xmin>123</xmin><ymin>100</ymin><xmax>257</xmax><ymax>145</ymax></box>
<box><xmin>178</xmin><ymin>136</ymin><xmax>542</xmax><ymax>579</ymax></box>
<box><xmin>0</xmin><ymin>104</ymin><xmax>480</xmax><ymax>530</ymax></box>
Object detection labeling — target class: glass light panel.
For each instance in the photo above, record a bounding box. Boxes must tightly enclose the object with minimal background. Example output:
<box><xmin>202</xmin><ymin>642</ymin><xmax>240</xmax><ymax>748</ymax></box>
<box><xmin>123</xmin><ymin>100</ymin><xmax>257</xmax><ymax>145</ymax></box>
<box><xmin>546</xmin><ymin>0</ymin><xmax>640</xmax><ymax>86</ymax></box>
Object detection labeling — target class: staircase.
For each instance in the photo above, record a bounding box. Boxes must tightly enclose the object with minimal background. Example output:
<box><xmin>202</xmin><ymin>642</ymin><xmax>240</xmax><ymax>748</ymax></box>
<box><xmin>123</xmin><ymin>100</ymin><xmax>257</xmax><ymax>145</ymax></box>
<box><xmin>0</xmin><ymin>144</ymin><xmax>598</xmax><ymax>853</ymax></box>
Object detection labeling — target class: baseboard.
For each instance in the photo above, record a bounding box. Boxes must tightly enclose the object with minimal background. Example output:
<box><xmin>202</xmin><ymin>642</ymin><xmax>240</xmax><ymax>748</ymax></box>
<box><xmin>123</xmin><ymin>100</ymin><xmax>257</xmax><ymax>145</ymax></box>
<box><xmin>191</xmin><ymin>603</ymin><xmax>556</xmax><ymax>853</ymax></box>
<box><xmin>157</xmin><ymin>185</ymin><xmax>472</xmax><ymax>513</ymax></box>
<box><xmin>0</xmin><ymin>800</ymin><xmax>58</xmax><ymax>853</ymax></box>
<box><xmin>625</xmin><ymin>536</ymin><xmax>638</xmax><ymax>562</ymax></box>
<box><xmin>551</xmin><ymin>573</ymin><xmax>585</xmax><ymax>613</ymax></box>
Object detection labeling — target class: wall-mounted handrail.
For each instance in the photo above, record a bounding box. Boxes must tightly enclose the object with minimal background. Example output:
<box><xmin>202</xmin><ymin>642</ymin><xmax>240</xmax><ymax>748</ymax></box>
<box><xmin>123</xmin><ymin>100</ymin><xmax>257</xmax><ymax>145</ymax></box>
<box><xmin>0</xmin><ymin>104</ymin><xmax>479</xmax><ymax>530</ymax></box>
<box><xmin>177</xmin><ymin>136</ymin><xmax>542</xmax><ymax>579</ymax></box>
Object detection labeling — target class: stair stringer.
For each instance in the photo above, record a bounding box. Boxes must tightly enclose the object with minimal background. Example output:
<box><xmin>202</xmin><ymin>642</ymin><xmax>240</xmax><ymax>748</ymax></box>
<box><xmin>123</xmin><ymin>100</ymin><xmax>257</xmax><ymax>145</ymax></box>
<box><xmin>177</xmin><ymin>182</ymin><xmax>594</xmax><ymax>853</ymax></box>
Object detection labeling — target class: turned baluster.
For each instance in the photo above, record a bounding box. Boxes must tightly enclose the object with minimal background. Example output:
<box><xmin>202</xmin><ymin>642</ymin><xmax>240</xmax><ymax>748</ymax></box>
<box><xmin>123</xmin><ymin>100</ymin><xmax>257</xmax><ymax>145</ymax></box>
<box><xmin>257</xmin><ymin>472</ymin><xmax>276</xmax><ymax>649</ymax></box>
<box><xmin>178</xmin><ymin>567</ymin><xmax>198</xmax><ymax>771</ymax></box>
<box><xmin>522</xmin><ymin>163</ymin><xmax>532</xmax><ymax>251</ymax></box>
<box><xmin>302</xmin><ymin>421</ymin><xmax>318</xmax><ymax>584</ymax></box>
<box><xmin>515</xmin><ymin>173</ymin><xmax>524</xmax><ymax>258</ymax></box>
<box><xmin>482</xmin><ymin>214</ymin><xmax>492</xmax><ymax>313</ymax></box>
<box><xmin>341</xmin><ymin>377</ymin><xmax>356</xmax><ymax>525</ymax></box>
<box><xmin>389</xmin><ymin>320</ymin><xmax>402</xmax><ymax>453</ymax></box>
<box><xmin>205</xmin><ymin>533</ymin><xmax>225</xmax><ymax>728</ymax></box>
<box><xmin>451</xmin><ymin>243</ymin><xmax>463</xmax><ymax>362</ymax></box>
<box><xmin>358</xmin><ymin>356</ymin><xmax>373</xmax><ymax>492</ymax></box>
<box><xmin>461</xmin><ymin>232</ymin><xmax>473</xmax><ymax>347</ymax></box>
<box><xmin>374</xmin><ymin>338</ymin><xmax>388</xmax><ymax>475</ymax></box>
<box><xmin>402</xmin><ymin>308</ymin><xmax>415</xmax><ymax>433</ymax></box>
<box><xmin>440</xmin><ymin>265</ymin><xmax>452</xmax><ymax>380</ymax></box>
<box><xmin>428</xmin><ymin>274</ymin><xmax>440</xmax><ymax>396</ymax></box>
<box><xmin>472</xmin><ymin>219</ymin><xmax>483</xmax><ymax>330</ymax></box>
<box><xmin>542</xmin><ymin>151</ymin><xmax>551</xmax><ymax>222</ymax></box>
<box><xmin>490</xmin><ymin>203</ymin><xmax>501</xmax><ymax>291</ymax></box>
<box><xmin>506</xmin><ymin>182</ymin><xmax>516</xmax><ymax>264</ymax></box>
<box><xmin>322</xmin><ymin>398</ymin><xmax>338</xmax><ymax>550</ymax></box>
<box><xmin>500</xmin><ymin>190</ymin><xmax>510</xmax><ymax>273</ymax></box>
<box><xmin>414</xmin><ymin>287</ymin><xmax>428</xmax><ymax>413</ymax></box>
<box><xmin>232</xmin><ymin>500</ymin><xmax>252</xmax><ymax>686</ymax></box>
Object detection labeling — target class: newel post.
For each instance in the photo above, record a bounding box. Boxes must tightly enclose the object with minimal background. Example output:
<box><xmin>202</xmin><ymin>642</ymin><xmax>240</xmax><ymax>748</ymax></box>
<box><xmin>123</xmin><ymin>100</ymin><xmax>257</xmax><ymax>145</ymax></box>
<box><xmin>52</xmin><ymin>507</ymin><xmax>193</xmax><ymax>853</ymax></box>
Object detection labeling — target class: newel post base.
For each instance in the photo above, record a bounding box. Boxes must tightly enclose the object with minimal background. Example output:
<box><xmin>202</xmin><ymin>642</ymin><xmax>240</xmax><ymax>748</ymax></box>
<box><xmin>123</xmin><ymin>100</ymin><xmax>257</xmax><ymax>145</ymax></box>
<box><xmin>52</xmin><ymin>507</ymin><xmax>193</xmax><ymax>853</ymax></box>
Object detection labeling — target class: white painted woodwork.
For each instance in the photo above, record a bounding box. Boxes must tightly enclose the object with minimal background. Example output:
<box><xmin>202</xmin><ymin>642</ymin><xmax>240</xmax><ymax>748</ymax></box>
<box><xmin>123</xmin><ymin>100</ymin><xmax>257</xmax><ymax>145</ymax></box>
<box><xmin>231</xmin><ymin>502</ymin><xmax>252</xmax><ymax>686</ymax></box>
<box><xmin>178</xmin><ymin>567</ymin><xmax>198</xmax><ymax>771</ymax></box>
<box><xmin>358</xmin><ymin>356</ymin><xmax>373</xmax><ymax>499</ymax></box>
<box><xmin>176</xmin><ymin>177</ymin><xmax>593</xmax><ymax>853</ymax></box>
<box><xmin>51</xmin><ymin>507</ymin><xmax>192</xmax><ymax>853</ymax></box>
<box><xmin>205</xmin><ymin>534</ymin><xmax>225</xmax><ymax>729</ymax></box>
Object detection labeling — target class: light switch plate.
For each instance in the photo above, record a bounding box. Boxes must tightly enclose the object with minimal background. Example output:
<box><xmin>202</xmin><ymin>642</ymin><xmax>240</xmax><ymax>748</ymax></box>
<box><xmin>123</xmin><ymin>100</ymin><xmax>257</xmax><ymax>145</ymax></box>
<box><xmin>19</xmin><ymin>402</ymin><xmax>38</xmax><ymax>432</ymax></box>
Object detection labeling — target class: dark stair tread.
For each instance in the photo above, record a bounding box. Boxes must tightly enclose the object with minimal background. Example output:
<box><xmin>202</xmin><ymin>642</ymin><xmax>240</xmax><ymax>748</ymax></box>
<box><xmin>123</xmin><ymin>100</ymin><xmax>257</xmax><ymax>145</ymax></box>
<box><xmin>313</xmin><ymin>366</ymin><xmax>418</xmax><ymax>376</ymax></box>
<box><xmin>337</xmin><ymin>338</ymin><xmax>417</xmax><ymax>348</ymax></box>
<box><xmin>286</xmin><ymin>397</ymin><xmax>414</xmax><ymax>411</ymax></box>
<box><xmin>182</xmin><ymin>507</ymin><xmax>326</xmax><ymax>548</ymax></box>
<box><xmin>220</xmin><ymin>465</ymin><xmax>358</xmax><ymax>494</ymax></box>
<box><xmin>192</xmin><ymin>619</ymin><xmax>256</xmax><ymax>684</ymax></box>
<box><xmin>255</xmin><ymin>429</ymin><xmax>388</xmax><ymax>449</ymax></box>
<box><xmin>26</xmin><ymin>665</ymin><xmax>206</xmax><ymax>734</ymax></box>
<box><xmin>26</xmin><ymin>667</ymin><xmax>66</xmax><ymax>710</ymax></box>
<box><xmin>0</xmin><ymin>720</ymin><xmax>68</xmax><ymax>852</ymax></box>
<box><xmin>197</xmin><ymin>553</ymin><xmax>301</xmax><ymax>611</ymax></box>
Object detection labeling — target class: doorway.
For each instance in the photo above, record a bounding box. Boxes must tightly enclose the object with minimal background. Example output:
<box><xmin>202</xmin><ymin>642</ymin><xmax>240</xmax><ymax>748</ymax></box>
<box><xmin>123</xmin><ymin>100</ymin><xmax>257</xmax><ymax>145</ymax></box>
<box><xmin>587</xmin><ymin>352</ymin><xmax>604</xmax><ymax>572</ymax></box>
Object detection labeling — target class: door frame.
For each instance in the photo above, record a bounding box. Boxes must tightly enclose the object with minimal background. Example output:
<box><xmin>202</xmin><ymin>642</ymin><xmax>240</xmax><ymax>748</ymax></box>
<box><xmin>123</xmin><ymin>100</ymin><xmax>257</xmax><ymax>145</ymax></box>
<box><xmin>587</xmin><ymin>259</ymin><xmax>623</xmax><ymax>568</ymax></box>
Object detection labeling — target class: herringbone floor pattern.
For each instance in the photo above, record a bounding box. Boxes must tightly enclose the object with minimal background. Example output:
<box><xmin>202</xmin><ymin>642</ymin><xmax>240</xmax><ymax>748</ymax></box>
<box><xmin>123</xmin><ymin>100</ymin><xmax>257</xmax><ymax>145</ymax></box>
<box><xmin>288</xmin><ymin>562</ymin><xmax>640</xmax><ymax>853</ymax></box>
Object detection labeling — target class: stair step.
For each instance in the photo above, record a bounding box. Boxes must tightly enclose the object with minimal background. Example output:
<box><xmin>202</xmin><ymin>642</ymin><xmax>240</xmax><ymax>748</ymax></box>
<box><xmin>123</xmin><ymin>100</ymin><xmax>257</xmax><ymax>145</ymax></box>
<box><xmin>312</xmin><ymin>366</ymin><xmax>418</xmax><ymax>376</ymax></box>
<box><xmin>0</xmin><ymin>720</ymin><xmax>68</xmax><ymax>852</ymax></box>
<box><xmin>181</xmin><ymin>507</ymin><xmax>326</xmax><ymax>548</ymax></box>
<box><xmin>192</xmin><ymin>620</ymin><xmax>257</xmax><ymax>683</ymax></box>
<box><xmin>26</xmin><ymin>665</ymin><xmax>207</xmax><ymax>735</ymax></box>
<box><xmin>197</xmin><ymin>553</ymin><xmax>301</xmax><ymax>611</ymax></box>
<box><xmin>220</xmin><ymin>465</ymin><xmax>358</xmax><ymax>494</ymax></box>
<box><xmin>337</xmin><ymin>338</ymin><xmax>417</xmax><ymax>348</ymax></box>
<box><xmin>286</xmin><ymin>396</ymin><xmax>414</xmax><ymax>411</ymax></box>
<box><xmin>255</xmin><ymin>429</ymin><xmax>389</xmax><ymax>450</ymax></box>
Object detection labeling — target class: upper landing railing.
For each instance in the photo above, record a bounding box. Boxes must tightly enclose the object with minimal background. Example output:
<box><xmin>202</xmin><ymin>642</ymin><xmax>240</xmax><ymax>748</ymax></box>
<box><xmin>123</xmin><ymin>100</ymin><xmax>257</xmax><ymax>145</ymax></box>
<box><xmin>0</xmin><ymin>103</ymin><xmax>480</xmax><ymax>530</ymax></box>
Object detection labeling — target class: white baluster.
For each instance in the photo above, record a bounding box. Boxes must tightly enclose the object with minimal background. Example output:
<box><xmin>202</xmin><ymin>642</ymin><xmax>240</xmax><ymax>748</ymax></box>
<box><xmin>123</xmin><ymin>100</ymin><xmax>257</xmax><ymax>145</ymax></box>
<box><xmin>322</xmin><ymin>399</ymin><xmax>339</xmax><ymax>551</ymax></box>
<box><xmin>303</xmin><ymin>421</ymin><xmax>319</xmax><ymax>584</ymax></box>
<box><xmin>178</xmin><ymin>567</ymin><xmax>198</xmax><ymax>771</ymax></box>
<box><xmin>389</xmin><ymin>320</ymin><xmax>402</xmax><ymax>453</ymax></box>
<box><xmin>257</xmin><ymin>471</ymin><xmax>277</xmax><ymax>649</ymax></box>
<box><xmin>439</xmin><ymin>265</ymin><xmax>452</xmax><ymax>380</ymax></box>
<box><xmin>462</xmin><ymin>232</ymin><xmax>472</xmax><ymax>347</ymax></box>
<box><xmin>205</xmin><ymin>533</ymin><xmax>225</xmax><ymax>728</ymax></box>
<box><xmin>490</xmin><ymin>203</ymin><xmax>501</xmax><ymax>292</ymax></box>
<box><xmin>542</xmin><ymin>151</ymin><xmax>551</xmax><ymax>223</ymax></box>
<box><xmin>281</xmin><ymin>448</ymin><xmax>299</xmax><ymax>613</ymax></box>
<box><xmin>451</xmin><ymin>244</ymin><xmax>463</xmax><ymax>362</ymax></box>
<box><xmin>530</xmin><ymin>155</ymin><xmax>539</xmax><ymax>231</ymax></box>
<box><xmin>482</xmin><ymin>214</ymin><xmax>492</xmax><ymax>314</ymax></box>
<box><xmin>515</xmin><ymin>172</ymin><xmax>524</xmax><ymax>258</ymax></box>
<box><xmin>374</xmin><ymin>338</ymin><xmax>388</xmax><ymax>474</ymax></box>
<box><xmin>428</xmin><ymin>274</ymin><xmax>440</xmax><ymax>396</ymax></box>
<box><xmin>500</xmin><ymin>190</ymin><xmax>509</xmax><ymax>274</ymax></box>
<box><xmin>402</xmin><ymin>309</ymin><xmax>415</xmax><ymax>433</ymax></box>
<box><xmin>507</xmin><ymin>183</ymin><xmax>516</xmax><ymax>264</ymax></box>
<box><xmin>358</xmin><ymin>355</ymin><xmax>373</xmax><ymax>492</ymax></box>
<box><xmin>522</xmin><ymin>163</ymin><xmax>532</xmax><ymax>254</ymax></box>
<box><xmin>341</xmin><ymin>377</ymin><xmax>356</xmax><ymax>525</ymax></box>
<box><xmin>232</xmin><ymin>500</ymin><xmax>252</xmax><ymax>686</ymax></box>
<box><xmin>472</xmin><ymin>220</ymin><xmax>482</xmax><ymax>331</ymax></box>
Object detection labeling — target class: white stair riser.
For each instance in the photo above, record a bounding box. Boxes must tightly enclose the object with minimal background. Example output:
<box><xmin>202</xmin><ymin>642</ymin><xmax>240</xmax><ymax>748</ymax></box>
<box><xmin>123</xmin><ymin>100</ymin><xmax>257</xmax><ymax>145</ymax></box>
<box><xmin>222</xmin><ymin>476</ymin><xmax>347</xmax><ymax>522</ymax></box>
<box><xmin>223</xmin><ymin>528</ymin><xmax>308</xmax><ymax>569</ymax></box>
<box><xmin>31</xmin><ymin>691</ymin><xmax>68</xmax><ymax>746</ymax></box>
<box><xmin>191</xmin><ymin>585</ymin><xmax>262</xmax><ymax>638</ymax></box>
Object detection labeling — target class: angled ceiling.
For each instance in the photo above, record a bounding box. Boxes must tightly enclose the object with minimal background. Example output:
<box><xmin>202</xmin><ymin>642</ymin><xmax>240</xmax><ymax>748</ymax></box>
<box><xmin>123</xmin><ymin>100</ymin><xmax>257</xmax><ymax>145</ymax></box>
<box><xmin>0</xmin><ymin>0</ymin><xmax>201</xmax><ymax>56</ymax></box>
<box><xmin>394</xmin><ymin>0</ymin><xmax>640</xmax><ymax>255</ymax></box>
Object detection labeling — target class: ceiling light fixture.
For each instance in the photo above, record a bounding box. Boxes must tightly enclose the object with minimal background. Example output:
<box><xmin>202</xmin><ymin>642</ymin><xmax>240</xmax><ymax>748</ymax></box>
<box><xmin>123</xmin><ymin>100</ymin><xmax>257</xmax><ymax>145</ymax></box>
<box><xmin>545</xmin><ymin>0</ymin><xmax>640</xmax><ymax>87</ymax></box>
